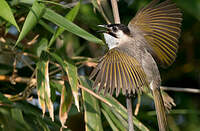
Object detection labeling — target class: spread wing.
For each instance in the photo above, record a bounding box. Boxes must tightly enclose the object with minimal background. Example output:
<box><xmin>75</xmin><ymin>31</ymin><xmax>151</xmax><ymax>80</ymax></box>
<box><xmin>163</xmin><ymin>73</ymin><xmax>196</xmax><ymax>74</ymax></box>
<box><xmin>90</xmin><ymin>48</ymin><xmax>148</xmax><ymax>96</ymax></box>
<box><xmin>128</xmin><ymin>0</ymin><xmax>182</xmax><ymax>67</ymax></box>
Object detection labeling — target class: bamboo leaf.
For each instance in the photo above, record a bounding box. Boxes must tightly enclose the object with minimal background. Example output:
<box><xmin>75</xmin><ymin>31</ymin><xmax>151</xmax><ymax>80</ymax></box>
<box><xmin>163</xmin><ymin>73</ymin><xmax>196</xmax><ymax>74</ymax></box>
<box><xmin>39</xmin><ymin>20</ymin><xmax>54</xmax><ymax>34</ymax></box>
<box><xmin>82</xmin><ymin>77</ymin><xmax>149</xmax><ymax>131</ymax></box>
<box><xmin>49</xmin><ymin>1</ymin><xmax>81</xmax><ymax>47</ymax></box>
<box><xmin>11</xmin><ymin>108</ymin><xmax>31</xmax><ymax>130</ymax></box>
<box><xmin>36</xmin><ymin>60</ymin><xmax>54</xmax><ymax>121</ymax></box>
<box><xmin>101</xmin><ymin>103</ymin><xmax>126</xmax><ymax>130</ymax></box>
<box><xmin>0</xmin><ymin>92</ymin><xmax>12</xmax><ymax>105</ymax></box>
<box><xmin>65</xmin><ymin>60</ymin><xmax>79</xmax><ymax>111</ymax></box>
<box><xmin>101</xmin><ymin>109</ymin><xmax>119</xmax><ymax>131</ymax></box>
<box><xmin>16</xmin><ymin>1</ymin><xmax>46</xmax><ymax>45</ymax></box>
<box><xmin>79</xmin><ymin>77</ymin><xmax>103</xmax><ymax>131</ymax></box>
<box><xmin>103</xmin><ymin>95</ymin><xmax>150</xmax><ymax>131</ymax></box>
<box><xmin>43</xmin><ymin>8</ymin><xmax>103</xmax><ymax>45</ymax></box>
<box><xmin>48</xmin><ymin>52</ymin><xmax>79</xmax><ymax>111</ymax></box>
<box><xmin>44</xmin><ymin>60</ymin><xmax>54</xmax><ymax>121</ymax></box>
<box><xmin>36</xmin><ymin>60</ymin><xmax>46</xmax><ymax>116</ymax></box>
<box><xmin>0</xmin><ymin>0</ymin><xmax>20</xmax><ymax>31</ymax></box>
<box><xmin>59</xmin><ymin>82</ymin><xmax>73</xmax><ymax>129</ymax></box>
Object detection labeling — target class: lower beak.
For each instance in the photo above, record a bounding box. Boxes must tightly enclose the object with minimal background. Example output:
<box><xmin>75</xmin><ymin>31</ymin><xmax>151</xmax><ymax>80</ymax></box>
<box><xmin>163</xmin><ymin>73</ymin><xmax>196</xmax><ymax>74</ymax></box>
<box><xmin>97</xmin><ymin>25</ymin><xmax>109</xmax><ymax>33</ymax></box>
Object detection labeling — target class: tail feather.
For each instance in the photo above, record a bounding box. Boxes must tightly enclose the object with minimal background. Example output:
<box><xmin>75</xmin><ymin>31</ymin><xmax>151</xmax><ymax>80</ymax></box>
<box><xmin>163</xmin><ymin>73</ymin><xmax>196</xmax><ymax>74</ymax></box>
<box><xmin>152</xmin><ymin>88</ymin><xmax>169</xmax><ymax>131</ymax></box>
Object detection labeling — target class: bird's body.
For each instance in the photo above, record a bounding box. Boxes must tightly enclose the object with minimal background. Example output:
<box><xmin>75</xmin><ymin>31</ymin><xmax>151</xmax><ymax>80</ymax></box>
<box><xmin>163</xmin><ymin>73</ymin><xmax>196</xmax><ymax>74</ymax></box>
<box><xmin>90</xmin><ymin>0</ymin><xmax>182</xmax><ymax>130</ymax></box>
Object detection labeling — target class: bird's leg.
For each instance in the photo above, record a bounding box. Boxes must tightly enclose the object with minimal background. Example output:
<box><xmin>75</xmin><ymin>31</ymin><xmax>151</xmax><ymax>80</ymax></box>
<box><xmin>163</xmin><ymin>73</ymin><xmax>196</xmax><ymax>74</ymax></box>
<box><xmin>126</xmin><ymin>94</ymin><xmax>134</xmax><ymax>131</ymax></box>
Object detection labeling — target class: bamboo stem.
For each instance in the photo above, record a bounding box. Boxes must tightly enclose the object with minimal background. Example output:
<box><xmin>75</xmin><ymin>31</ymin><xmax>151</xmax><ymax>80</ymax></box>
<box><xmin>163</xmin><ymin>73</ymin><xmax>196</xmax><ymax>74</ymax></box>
<box><xmin>111</xmin><ymin>0</ymin><xmax>120</xmax><ymax>23</ymax></box>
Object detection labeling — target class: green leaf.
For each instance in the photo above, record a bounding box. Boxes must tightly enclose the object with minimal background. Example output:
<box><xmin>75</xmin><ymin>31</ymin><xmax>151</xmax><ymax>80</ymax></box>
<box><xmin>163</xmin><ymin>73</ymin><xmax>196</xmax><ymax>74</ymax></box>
<box><xmin>0</xmin><ymin>0</ymin><xmax>20</xmax><ymax>31</ymax></box>
<box><xmin>48</xmin><ymin>52</ymin><xmax>66</xmax><ymax>69</ymax></box>
<box><xmin>79</xmin><ymin>77</ymin><xmax>103</xmax><ymax>131</ymax></box>
<box><xmin>49</xmin><ymin>1</ymin><xmax>81</xmax><ymax>47</ymax></box>
<box><xmin>16</xmin><ymin>1</ymin><xmax>46</xmax><ymax>45</ymax></box>
<box><xmin>11</xmin><ymin>108</ymin><xmax>31</xmax><ymax>130</ymax></box>
<box><xmin>59</xmin><ymin>82</ymin><xmax>73</xmax><ymax>129</ymax></box>
<box><xmin>36</xmin><ymin>60</ymin><xmax>46</xmax><ymax>116</ymax></box>
<box><xmin>32</xmin><ymin>37</ymin><xmax>48</xmax><ymax>57</ymax></box>
<box><xmin>103</xmin><ymin>95</ymin><xmax>150</xmax><ymax>131</ymax></box>
<box><xmin>65</xmin><ymin>60</ymin><xmax>79</xmax><ymax>111</ymax></box>
<box><xmin>43</xmin><ymin>8</ymin><xmax>103</xmax><ymax>45</ymax></box>
<box><xmin>101</xmin><ymin>103</ymin><xmax>127</xmax><ymax>130</ymax></box>
<box><xmin>0</xmin><ymin>92</ymin><xmax>12</xmax><ymax>105</ymax></box>
<box><xmin>39</xmin><ymin>20</ymin><xmax>54</xmax><ymax>34</ymax></box>
<box><xmin>101</xmin><ymin>109</ymin><xmax>119</xmax><ymax>131</ymax></box>
<box><xmin>82</xmin><ymin>77</ymin><xmax>149</xmax><ymax>131</ymax></box>
<box><xmin>47</xmin><ymin>52</ymin><xmax>79</xmax><ymax>111</ymax></box>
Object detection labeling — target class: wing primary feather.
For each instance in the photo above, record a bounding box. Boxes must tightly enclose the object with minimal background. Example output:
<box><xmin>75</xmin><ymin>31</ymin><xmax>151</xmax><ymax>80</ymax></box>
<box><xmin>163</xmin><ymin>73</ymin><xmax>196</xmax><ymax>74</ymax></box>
<box><xmin>128</xmin><ymin>0</ymin><xmax>182</xmax><ymax>67</ymax></box>
<box><xmin>118</xmin><ymin>62</ymin><xmax>127</xmax><ymax>95</ymax></box>
<box><xmin>116</xmin><ymin>63</ymin><xmax>121</xmax><ymax>96</ymax></box>
<box><xmin>98</xmin><ymin>61</ymin><xmax>107</xmax><ymax>93</ymax></box>
<box><xmin>137</xmin><ymin>0</ymin><xmax>159</xmax><ymax>14</ymax></box>
<box><xmin>119</xmin><ymin>54</ymin><xmax>138</xmax><ymax>93</ymax></box>
<box><xmin>109</xmin><ymin>55</ymin><xmax>115</xmax><ymax>95</ymax></box>
<box><xmin>104</xmin><ymin>63</ymin><xmax>111</xmax><ymax>95</ymax></box>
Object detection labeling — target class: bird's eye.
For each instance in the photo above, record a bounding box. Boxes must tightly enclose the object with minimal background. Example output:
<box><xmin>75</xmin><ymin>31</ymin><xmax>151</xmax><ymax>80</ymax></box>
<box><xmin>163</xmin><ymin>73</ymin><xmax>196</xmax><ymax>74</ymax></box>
<box><xmin>112</xmin><ymin>26</ymin><xmax>118</xmax><ymax>32</ymax></box>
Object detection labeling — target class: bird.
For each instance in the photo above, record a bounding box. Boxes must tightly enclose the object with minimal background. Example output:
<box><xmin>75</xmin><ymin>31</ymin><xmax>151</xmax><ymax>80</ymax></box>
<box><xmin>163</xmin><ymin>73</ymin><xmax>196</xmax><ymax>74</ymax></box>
<box><xmin>90</xmin><ymin>0</ymin><xmax>182</xmax><ymax>130</ymax></box>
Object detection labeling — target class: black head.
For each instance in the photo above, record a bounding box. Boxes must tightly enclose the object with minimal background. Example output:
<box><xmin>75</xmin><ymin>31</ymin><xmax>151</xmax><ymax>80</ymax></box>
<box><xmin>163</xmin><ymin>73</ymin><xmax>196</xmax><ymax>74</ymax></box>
<box><xmin>98</xmin><ymin>24</ymin><xmax>130</xmax><ymax>38</ymax></box>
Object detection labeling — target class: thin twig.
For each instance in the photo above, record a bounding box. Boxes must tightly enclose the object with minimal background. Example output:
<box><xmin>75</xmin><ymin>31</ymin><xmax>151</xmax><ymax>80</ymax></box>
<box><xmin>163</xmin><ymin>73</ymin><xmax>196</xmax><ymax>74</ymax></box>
<box><xmin>17</xmin><ymin>56</ymin><xmax>34</xmax><ymax>71</ymax></box>
<box><xmin>96</xmin><ymin>0</ymin><xmax>111</xmax><ymax>24</ymax></box>
<box><xmin>161</xmin><ymin>86</ymin><xmax>200</xmax><ymax>94</ymax></box>
<box><xmin>38</xmin><ymin>0</ymin><xmax>91</xmax><ymax>9</ymax></box>
<box><xmin>78</xmin><ymin>85</ymin><xmax>112</xmax><ymax>107</ymax></box>
<box><xmin>62</xmin><ymin>0</ymin><xmax>90</xmax><ymax>8</ymax></box>
<box><xmin>0</xmin><ymin>75</ymin><xmax>36</xmax><ymax>83</ymax></box>
<box><xmin>111</xmin><ymin>0</ymin><xmax>120</xmax><ymax>23</ymax></box>
<box><xmin>49</xmin><ymin>67</ymin><xmax>62</xmax><ymax>76</ymax></box>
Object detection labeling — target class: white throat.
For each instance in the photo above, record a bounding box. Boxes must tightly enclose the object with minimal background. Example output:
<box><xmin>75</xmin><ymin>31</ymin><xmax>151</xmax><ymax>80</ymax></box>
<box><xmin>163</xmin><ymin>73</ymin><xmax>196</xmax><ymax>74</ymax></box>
<box><xmin>103</xmin><ymin>31</ymin><xmax>130</xmax><ymax>50</ymax></box>
<box><xmin>103</xmin><ymin>33</ymin><xmax>119</xmax><ymax>49</ymax></box>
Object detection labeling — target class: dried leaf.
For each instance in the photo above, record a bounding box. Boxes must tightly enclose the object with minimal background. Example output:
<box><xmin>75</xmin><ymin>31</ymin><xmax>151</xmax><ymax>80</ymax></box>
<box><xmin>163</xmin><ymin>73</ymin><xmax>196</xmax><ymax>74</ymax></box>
<box><xmin>59</xmin><ymin>82</ymin><xmax>73</xmax><ymax>129</ymax></box>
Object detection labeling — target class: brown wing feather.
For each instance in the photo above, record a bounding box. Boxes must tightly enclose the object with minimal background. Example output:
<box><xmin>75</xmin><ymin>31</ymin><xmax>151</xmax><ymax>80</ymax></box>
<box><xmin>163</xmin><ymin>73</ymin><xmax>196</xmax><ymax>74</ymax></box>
<box><xmin>128</xmin><ymin>0</ymin><xmax>182</xmax><ymax>67</ymax></box>
<box><xmin>90</xmin><ymin>48</ymin><xmax>148</xmax><ymax>96</ymax></box>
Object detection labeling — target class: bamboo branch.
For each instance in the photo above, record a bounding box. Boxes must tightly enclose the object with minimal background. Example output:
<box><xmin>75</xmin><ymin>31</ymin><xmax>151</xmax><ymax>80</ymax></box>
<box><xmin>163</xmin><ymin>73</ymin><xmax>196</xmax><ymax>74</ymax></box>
<box><xmin>78</xmin><ymin>85</ymin><xmax>112</xmax><ymax>107</ymax></box>
<box><xmin>111</xmin><ymin>0</ymin><xmax>120</xmax><ymax>23</ymax></box>
<box><xmin>0</xmin><ymin>75</ymin><xmax>112</xmax><ymax>107</ymax></box>
<box><xmin>161</xmin><ymin>86</ymin><xmax>200</xmax><ymax>94</ymax></box>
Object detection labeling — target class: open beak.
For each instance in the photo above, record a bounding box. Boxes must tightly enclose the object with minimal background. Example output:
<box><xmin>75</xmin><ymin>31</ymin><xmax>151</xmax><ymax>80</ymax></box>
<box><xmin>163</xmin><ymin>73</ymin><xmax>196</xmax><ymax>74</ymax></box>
<box><xmin>97</xmin><ymin>24</ymin><xmax>109</xmax><ymax>33</ymax></box>
<box><xmin>97</xmin><ymin>24</ymin><xmax>117</xmax><ymax>38</ymax></box>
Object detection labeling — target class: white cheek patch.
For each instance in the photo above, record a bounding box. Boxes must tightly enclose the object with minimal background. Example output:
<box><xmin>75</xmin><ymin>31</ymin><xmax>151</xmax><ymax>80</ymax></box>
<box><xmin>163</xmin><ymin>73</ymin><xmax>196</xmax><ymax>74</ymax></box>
<box><xmin>103</xmin><ymin>33</ymin><xmax>119</xmax><ymax>49</ymax></box>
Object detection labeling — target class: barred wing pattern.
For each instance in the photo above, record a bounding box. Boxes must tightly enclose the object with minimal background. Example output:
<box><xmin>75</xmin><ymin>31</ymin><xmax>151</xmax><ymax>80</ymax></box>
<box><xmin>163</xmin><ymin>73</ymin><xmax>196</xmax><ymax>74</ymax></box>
<box><xmin>90</xmin><ymin>48</ymin><xmax>148</xmax><ymax>96</ymax></box>
<box><xmin>128</xmin><ymin>0</ymin><xmax>182</xmax><ymax>67</ymax></box>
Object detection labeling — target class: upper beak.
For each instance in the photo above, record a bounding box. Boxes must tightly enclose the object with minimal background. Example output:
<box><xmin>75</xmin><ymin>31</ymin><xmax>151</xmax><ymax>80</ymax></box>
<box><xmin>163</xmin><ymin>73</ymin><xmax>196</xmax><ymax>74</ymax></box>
<box><xmin>97</xmin><ymin>24</ymin><xmax>109</xmax><ymax>33</ymax></box>
<box><xmin>97</xmin><ymin>25</ymin><xmax>108</xmax><ymax>28</ymax></box>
